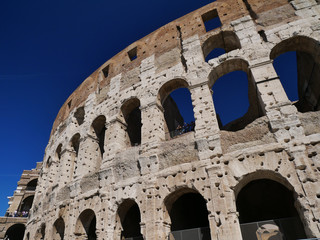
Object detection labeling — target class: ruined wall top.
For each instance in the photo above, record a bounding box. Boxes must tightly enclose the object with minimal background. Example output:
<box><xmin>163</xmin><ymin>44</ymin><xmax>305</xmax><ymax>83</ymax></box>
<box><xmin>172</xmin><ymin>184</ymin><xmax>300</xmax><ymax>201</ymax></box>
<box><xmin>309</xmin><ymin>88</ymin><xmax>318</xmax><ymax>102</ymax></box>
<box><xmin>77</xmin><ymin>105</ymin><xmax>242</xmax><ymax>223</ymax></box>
<box><xmin>50</xmin><ymin>0</ymin><xmax>291</xmax><ymax>135</ymax></box>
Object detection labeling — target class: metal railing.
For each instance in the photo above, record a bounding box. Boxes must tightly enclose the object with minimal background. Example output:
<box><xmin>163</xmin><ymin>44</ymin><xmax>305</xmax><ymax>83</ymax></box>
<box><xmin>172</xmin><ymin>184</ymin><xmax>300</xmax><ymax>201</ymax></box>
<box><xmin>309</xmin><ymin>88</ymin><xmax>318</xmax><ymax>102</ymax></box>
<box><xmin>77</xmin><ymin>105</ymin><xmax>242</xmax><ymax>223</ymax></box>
<box><xmin>169</xmin><ymin>227</ymin><xmax>211</xmax><ymax>240</ymax></box>
<box><xmin>240</xmin><ymin>217</ymin><xmax>307</xmax><ymax>240</ymax></box>
<box><xmin>168</xmin><ymin>122</ymin><xmax>195</xmax><ymax>139</ymax></box>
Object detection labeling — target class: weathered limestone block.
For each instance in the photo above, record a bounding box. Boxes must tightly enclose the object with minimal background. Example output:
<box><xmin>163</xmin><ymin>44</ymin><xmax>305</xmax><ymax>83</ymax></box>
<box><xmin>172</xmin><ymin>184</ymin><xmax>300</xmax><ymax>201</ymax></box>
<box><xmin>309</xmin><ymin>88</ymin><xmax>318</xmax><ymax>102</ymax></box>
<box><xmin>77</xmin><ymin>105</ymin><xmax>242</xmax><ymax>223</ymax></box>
<box><xmin>21</xmin><ymin>0</ymin><xmax>320</xmax><ymax>239</ymax></box>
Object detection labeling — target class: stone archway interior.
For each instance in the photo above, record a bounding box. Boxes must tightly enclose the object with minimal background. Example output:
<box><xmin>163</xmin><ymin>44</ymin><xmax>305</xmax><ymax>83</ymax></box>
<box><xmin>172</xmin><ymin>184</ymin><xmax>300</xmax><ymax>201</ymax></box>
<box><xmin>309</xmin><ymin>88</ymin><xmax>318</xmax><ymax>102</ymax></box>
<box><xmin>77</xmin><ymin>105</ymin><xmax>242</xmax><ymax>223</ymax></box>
<box><xmin>5</xmin><ymin>224</ymin><xmax>25</xmax><ymax>240</ymax></box>
<box><xmin>170</xmin><ymin>192</ymin><xmax>209</xmax><ymax>231</ymax></box>
<box><xmin>236</xmin><ymin>179</ymin><xmax>306</xmax><ymax>240</ymax></box>
<box><xmin>120</xmin><ymin>202</ymin><xmax>143</xmax><ymax>239</ymax></box>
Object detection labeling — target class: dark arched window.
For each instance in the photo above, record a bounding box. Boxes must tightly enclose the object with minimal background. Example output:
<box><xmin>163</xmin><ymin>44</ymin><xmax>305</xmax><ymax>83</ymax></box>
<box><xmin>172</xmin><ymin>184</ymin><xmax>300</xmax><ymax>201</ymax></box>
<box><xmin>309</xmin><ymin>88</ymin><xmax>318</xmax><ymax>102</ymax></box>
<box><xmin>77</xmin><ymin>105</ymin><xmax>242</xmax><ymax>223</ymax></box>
<box><xmin>91</xmin><ymin>115</ymin><xmax>106</xmax><ymax>156</ymax></box>
<box><xmin>5</xmin><ymin>224</ymin><xmax>25</xmax><ymax>240</ymax></box>
<box><xmin>117</xmin><ymin>199</ymin><xmax>143</xmax><ymax>239</ymax></box>
<box><xmin>209</xmin><ymin>59</ymin><xmax>262</xmax><ymax>131</ymax></box>
<box><xmin>71</xmin><ymin>133</ymin><xmax>80</xmax><ymax>157</ymax></box>
<box><xmin>53</xmin><ymin>217</ymin><xmax>65</xmax><ymax>240</ymax></box>
<box><xmin>26</xmin><ymin>179</ymin><xmax>38</xmax><ymax>191</ymax></box>
<box><xmin>165</xmin><ymin>189</ymin><xmax>211</xmax><ymax>240</ymax></box>
<box><xmin>121</xmin><ymin>98</ymin><xmax>142</xmax><ymax>146</ymax></box>
<box><xmin>76</xmin><ymin>209</ymin><xmax>97</xmax><ymax>240</ymax></box>
<box><xmin>271</xmin><ymin>36</ymin><xmax>320</xmax><ymax>112</ymax></box>
<box><xmin>19</xmin><ymin>195</ymin><xmax>34</xmax><ymax>213</ymax></box>
<box><xmin>158</xmin><ymin>79</ymin><xmax>195</xmax><ymax>139</ymax></box>
<box><xmin>237</xmin><ymin>179</ymin><xmax>306</xmax><ymax>240</ymax></box>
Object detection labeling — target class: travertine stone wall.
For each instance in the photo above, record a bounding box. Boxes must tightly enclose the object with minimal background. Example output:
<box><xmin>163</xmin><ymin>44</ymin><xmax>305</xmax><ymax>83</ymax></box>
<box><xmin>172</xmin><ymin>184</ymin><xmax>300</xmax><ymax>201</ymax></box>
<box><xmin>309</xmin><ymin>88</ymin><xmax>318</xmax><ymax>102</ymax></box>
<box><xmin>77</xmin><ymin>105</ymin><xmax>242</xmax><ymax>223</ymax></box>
<box><xmin>25</xmin><ymin>0</ymin><xmax>320</xmax><ymax>239</ymax></box>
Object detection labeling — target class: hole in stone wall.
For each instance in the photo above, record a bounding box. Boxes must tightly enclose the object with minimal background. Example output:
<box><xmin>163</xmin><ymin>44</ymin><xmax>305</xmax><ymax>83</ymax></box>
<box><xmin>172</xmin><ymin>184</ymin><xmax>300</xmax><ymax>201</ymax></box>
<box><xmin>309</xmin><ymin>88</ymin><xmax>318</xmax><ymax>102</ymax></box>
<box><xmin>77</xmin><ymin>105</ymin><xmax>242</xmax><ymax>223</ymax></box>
<box><xmin>53</xmin><ymin>217</ymin><xmax>65</xmax><ymax>240</ymax></box>
<box><xmin>258</xmin><ymin>30</ymin><xmax>268</xmax><ymax>42</ymax></box>
<box><xmin>92</xmin><ymin>115</ymin><xmax>106</xmax><ymax>156</ymax></box>
<box><xmin>128</xmin><ymin>47</ymin><xmax>138</xmax><ymax>61</ymax></box>
<box><xmin>67</xmin><ymin>100</ymin><xmax>72</xmax><ymax>109</ymax></box>
<box><xmin>201</xmin><ymin>9</ymin><xmax>222</xmax><ymax>32</ymax></box>
<box><xmin>71</xmin><ymin>133</ymin><xmax>80</xmax><ymax>156</ymax></box>
<box><xmin>56</xmin><ymin>144</ymin><xmax>62</xmax><ymax>160</ymax></box>
<box><xmin>74</xmin><ymin>107</ymin><xmax>85</xmax><ymax>125</ymax></box>
<box><xmin>102</xmin><ymin>65</ymin><xmax>109</xmax><ymax>78</ymax></box>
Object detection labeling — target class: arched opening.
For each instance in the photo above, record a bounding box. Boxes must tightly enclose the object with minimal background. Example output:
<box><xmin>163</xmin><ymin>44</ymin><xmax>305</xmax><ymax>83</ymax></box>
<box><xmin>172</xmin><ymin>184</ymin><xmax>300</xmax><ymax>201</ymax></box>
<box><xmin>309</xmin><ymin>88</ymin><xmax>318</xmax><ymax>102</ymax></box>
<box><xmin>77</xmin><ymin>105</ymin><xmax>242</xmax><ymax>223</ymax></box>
<box><xmin>165</xmin><ymin>189</ymin><xmax>211</xmax><ymax>240</ymax></box>
<box><xmin>121</xmin><ymin>98</ymin><xmax>142</xmax><ymax>146</ymax></box>
<box><xmin>117</xmin><ymin>199</ymin><xmax>143</xmax><ymax>240</ymax></box>
<box><xmin>5</xmin><ymin>224</ymin><xmax>25</xmax><ymax>240</ymax></box>
<box><xmin>91</xmin><ymin>115</ymin><xmax>106</xmax><ymax>157</ymax></box>
<box><xmin>75</xmin><ymin>209</ymin><xmax>97</xmax><ymax>240</ymax></box>
<box><xmin>53</xmin><ymin>217</ymin><xmax>65</xmax><ymax>240</ymax></box>
<box><xmin>271</xmin><ymin>36</ymin><xmax>320</xmax><ymax>113</ymax></box>
<box><xmin>56</xmin><ymin>144</ymin><xmax>62</xmax><ymax>161</ymax></box>
<box><xmin>71</xmin><ymin>133</ymin><xmax>80</xmax><ymax>156</ymax></box>
<box><xmin>202</xmin><ymin>31</ymin><xmax>241</xmax><ymax>62</ymax></box>
<box><xmin>26</xmin><ymin>232</ymin><xmax>30</xmax><ymax>240</ymax></box>
<box><xmin>26</xmin><ymin>178</ymin><xmax>38</xmax><ymax>191</ymax></box>
<box><xmin>19</xmin><ymin>195</ymin><xmax>34</xmax><ymax>215</ymax></box>
<box><xmin>236</xmin><ymin>179</ymin><xmax>306</xmax><ymax>240</ymax></box>
<box><xmin>209</xmin><ymin>59</ymin><xmax>262</xmax><ymax>131</ymax></box>
<box><xmin>158</xmin><ymin>79</ymin><xmax>195</xmax><ymax>139</ymax></box>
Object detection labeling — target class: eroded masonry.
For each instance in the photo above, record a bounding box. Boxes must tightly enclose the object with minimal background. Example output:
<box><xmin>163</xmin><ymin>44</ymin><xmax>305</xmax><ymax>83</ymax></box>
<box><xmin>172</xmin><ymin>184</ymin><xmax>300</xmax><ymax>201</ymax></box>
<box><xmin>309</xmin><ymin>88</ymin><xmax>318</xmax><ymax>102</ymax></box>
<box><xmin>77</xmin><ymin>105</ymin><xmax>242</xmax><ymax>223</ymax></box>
<box><xmin>23</xmin><ymin>0</ymin><xmax>320</xmax><ymax>239</ymax></box>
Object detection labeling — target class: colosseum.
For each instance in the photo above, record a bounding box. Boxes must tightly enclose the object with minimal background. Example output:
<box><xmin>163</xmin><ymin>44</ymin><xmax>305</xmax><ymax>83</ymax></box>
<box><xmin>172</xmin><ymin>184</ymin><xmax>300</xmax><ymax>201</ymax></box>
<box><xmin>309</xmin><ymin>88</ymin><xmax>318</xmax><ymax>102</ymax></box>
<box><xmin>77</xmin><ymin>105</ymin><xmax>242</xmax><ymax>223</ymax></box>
<box><xmin>4</xmin><ymin>0</ymin><xmax>320</xmax><ymax>239</ymax></box>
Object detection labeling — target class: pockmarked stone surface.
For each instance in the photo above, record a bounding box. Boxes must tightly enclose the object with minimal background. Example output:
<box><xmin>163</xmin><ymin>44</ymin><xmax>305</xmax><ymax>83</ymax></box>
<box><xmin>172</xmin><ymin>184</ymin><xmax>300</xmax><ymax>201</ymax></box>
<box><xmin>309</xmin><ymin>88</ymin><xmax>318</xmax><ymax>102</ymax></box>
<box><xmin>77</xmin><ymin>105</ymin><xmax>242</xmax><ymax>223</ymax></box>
<box><xmin>18</xmin><ymin>0</ymin><xmax>320</xmax><ymax>239</ymax></box>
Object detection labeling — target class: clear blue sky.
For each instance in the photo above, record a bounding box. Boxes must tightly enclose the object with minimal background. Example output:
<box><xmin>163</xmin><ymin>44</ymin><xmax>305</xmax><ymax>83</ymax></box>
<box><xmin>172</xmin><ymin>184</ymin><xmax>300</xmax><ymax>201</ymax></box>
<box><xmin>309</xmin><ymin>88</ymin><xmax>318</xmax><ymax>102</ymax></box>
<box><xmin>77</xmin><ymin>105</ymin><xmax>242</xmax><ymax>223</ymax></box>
<box><xmin>0</xmin><ymin>0</ymin><xmax>298</xmax><ymax>216</ymax></box>
<box><xmin>0</xmin><ymin>0</ymin><xmax>217</xmax><ymax>216</ymax></box>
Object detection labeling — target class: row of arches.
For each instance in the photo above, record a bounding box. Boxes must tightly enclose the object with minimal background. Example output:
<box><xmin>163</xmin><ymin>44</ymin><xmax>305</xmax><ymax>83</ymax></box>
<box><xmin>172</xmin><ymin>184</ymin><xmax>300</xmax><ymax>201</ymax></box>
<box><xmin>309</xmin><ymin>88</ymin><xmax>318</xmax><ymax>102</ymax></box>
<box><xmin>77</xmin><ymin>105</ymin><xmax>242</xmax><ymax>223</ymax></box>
<box><xmin>5</xmin><ymin>178</ymin><xmax>37</xmax><ymax>218</ymax></box>
<box><xmin>43</xmin><ymin>36</ymin><xmax>320</xmax><ymax>189</ymax></box>
<box><xmin>205</xmin><ymin>34</ymin><xmax>320</xmax><ymax>118</ymax></box>
<box><xmin>27</xmin><ymin>177</ymin><xmax>307</xmax><ymax>240</ymax></box>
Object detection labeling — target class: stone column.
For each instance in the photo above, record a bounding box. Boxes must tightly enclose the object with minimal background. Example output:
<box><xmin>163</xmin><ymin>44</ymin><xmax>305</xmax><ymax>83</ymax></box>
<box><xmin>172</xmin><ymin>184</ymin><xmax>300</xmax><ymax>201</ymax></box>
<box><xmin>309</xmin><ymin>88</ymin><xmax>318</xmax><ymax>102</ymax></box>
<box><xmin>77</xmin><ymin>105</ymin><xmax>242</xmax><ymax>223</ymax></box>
<box><xmin>250</xmin><ymin>60</ymin><xmax>305</xmax><ymax>142</ymax></box>
<box><xmin>47</xmin><ymin>159</ymin><xmax>59</xmax><ymax>188</ymax></box>
<box><xmin>141</xmin><ymin>185</ymin><xmax>157</xmax><ymax>240</ymax></box>
<box><xmin>189</xmin><ymin>83</ymin><xmax>222</xmax><ymax>159</ymax></box>
<box><xmin>206</xmin><ymin>166</ymin><xmax>243</xmax><ymax>240</ymax></box>
<box><xmin>58</xmin><ymin>148</ymin><xmax>76</xmax><ymax>186</ymax></box>
<box><xmin>101</xmin><ymin>118</ymin><xmax>129</xmax><ymax>168</ymax></box>
<box><xmin>74</xmin><ymin>135</ymin><xmax>101</xmax><ymax>179</ymax></box>
<box><xmin>289</xmin><ymin>149</ymin><xmax>320</xmax><ymax>237</ymax></box>
<box><xmin>141</xmin><ymin>103</ymin><xmax>166</xmax><ymax>144</ymax></box>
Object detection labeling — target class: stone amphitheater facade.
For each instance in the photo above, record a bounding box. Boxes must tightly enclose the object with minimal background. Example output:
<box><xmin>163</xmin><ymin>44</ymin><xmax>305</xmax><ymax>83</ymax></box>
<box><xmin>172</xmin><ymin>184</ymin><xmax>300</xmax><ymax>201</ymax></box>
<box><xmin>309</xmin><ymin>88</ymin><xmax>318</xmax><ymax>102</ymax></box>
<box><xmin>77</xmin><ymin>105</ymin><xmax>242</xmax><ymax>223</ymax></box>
<box><xmin>24</xmin><ymin>0</ymin><xmax>320</xmax><ymax>239</ymax></box>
